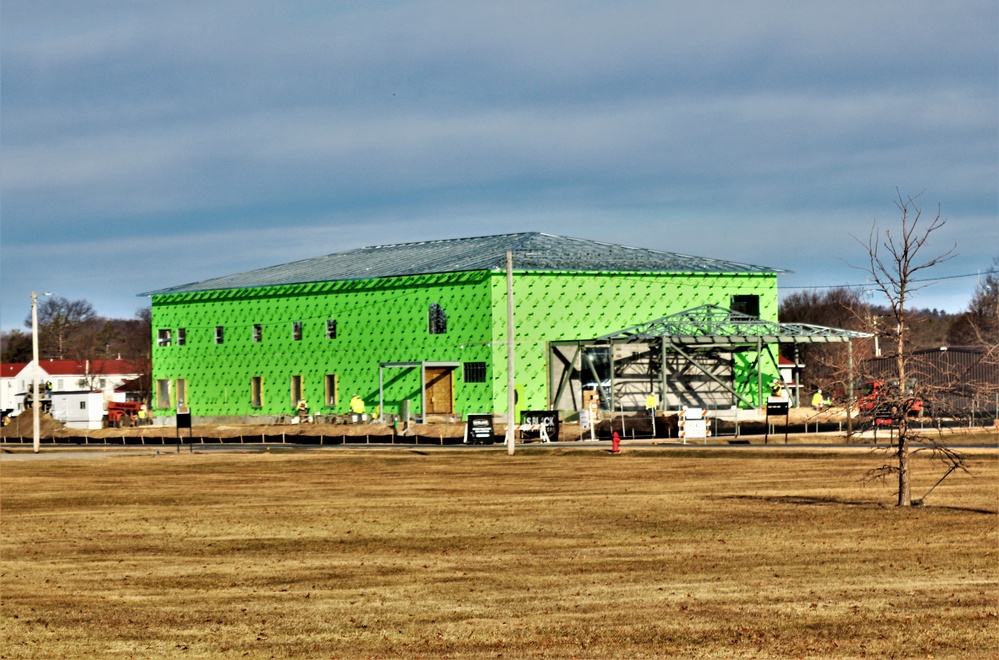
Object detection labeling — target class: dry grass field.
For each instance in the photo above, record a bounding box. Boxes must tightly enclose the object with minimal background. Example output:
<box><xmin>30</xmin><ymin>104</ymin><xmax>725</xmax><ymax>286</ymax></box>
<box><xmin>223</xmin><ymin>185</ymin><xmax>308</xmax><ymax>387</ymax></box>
<box><xmin>2</xmin><ymin>446</ymin><xmax>997</xmax><ymax>658</ymax></box>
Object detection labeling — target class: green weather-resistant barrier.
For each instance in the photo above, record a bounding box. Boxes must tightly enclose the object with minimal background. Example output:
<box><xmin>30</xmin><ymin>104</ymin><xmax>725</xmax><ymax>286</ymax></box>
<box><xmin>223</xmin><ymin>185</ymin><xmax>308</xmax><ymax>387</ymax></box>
<box><xmin>151</xmin><ymin>270</ymin><xmax>777</xmax><ymax>419</ymax></box>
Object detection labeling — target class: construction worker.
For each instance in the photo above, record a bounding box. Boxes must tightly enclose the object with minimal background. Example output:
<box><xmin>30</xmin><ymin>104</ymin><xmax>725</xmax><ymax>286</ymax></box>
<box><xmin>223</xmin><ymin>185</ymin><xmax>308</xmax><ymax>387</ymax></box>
<box><xmin>645</xmin><ymin>394</ymin><xmax>657</xmax><ymax>417</ymax></box>
<box><xmin>350</xmin><ymin>394</ymin><xmax>365</xmax><ymax>415</ymax></box>
<box><xmin>811</xmin><ymin>389</ymin><xmax>825</xmax><ymax>410</ymax></box>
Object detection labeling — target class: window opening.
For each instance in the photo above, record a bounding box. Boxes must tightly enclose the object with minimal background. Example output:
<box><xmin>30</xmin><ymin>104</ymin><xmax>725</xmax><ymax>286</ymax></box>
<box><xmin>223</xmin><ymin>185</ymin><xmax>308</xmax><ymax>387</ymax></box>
<box><xmin>326</xmin><ymin>319</ymin><xmax>337</xmax><ymax>339</ymax></box>
<box><xmin>463</xmin><ymin>362</ymin><xmax>487</xmax><ymax>383</ymax></box>
<box><xmin>253</xmin><ymin>324</ymin><xmax>263</xmax><ymax>343</ymax></box>
<box><xmin>730</xmin><ymin>294</ymin><xmax>760</xmax><ymax>317</ymax></box>
<box><xmin>290</xmin><ymin>375</ymin><xmax>303</xmax><ymax>409</ymax></box>
<box><xmin>156</xmin><ymin>379</ymin><xmax>171</xmax><ymax>409</ymax></box>
<box><xmin>292</xmin><ymin>322</ymin><xmax>303</xmax><ymax>341</ymax></box>
<box><xmin>215</xmin><ymin>326</ymin><xmax>225</xmax><ymax>344</ymax></box>
<box><xmin>157</xmin><ymin>329</ymin><xmax>172</xmax><ymax>347</ymax></box>
<box><xmin>177</xmin><ymin>328</ymin><xmax>186</xmax><ymax>345</ymax></box>
<box><xmin>428</xmin><ymin>303</ymin><xmax>447</xmax><ymax>335</ymax></box>
<box><xmin>251</xmin><ymin>377</ymin><xmax>263</xmax><ymax>408</ymax></box>
<box><xmin>325</xmin><ymin>374</ymin><xmax>338</xmax><ymax>406</ymax></box>
<box><xmin>176</xmin><ymin>379</ymin><xmax>188</xmax><ymax>411</ymax></box>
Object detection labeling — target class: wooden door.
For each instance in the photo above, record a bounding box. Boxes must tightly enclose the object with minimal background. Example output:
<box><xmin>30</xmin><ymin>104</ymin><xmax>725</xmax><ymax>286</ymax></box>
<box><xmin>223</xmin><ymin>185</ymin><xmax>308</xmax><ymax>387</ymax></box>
<box><xmin>425</xmin><ymin>367</ymin><xmax>454</xmax><ymax>414</ymax></box>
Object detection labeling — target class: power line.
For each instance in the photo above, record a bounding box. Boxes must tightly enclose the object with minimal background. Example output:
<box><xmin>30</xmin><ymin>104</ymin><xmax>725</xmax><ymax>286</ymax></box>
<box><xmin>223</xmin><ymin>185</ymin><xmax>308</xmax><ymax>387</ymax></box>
<box><xmin>781</xmin><ymin>271</ymin><xmax>987</xmax><ymax>291</ymax></box>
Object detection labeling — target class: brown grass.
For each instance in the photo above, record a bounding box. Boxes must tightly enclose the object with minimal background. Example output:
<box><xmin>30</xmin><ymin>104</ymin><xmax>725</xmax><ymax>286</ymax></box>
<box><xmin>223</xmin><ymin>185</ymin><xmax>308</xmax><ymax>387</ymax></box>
<box><xmin>2</xmin><ymin>447</ymin><xmax>997</xmax><ymax>658</ymax></box>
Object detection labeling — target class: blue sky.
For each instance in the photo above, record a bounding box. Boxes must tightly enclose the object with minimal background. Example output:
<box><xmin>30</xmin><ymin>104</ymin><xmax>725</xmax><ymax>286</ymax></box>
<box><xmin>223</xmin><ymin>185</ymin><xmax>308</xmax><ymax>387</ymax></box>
<box><xmin>2</xmin><ymin>1</ymin><xmax>996</xmax><ymax>332</ymax></box>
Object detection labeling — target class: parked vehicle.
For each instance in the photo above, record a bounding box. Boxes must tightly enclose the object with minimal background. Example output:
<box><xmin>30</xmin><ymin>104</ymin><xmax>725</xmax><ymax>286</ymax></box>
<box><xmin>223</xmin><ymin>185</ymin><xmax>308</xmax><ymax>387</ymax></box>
<box><xmin>857</xmin><ymin>379</ymin><xmax>924</xmax><ymax>416</ymax></box>
<box><xmin>106</xmin><ymin>401</ymin><xmax>143</xmax><ymax>427</ymax></box>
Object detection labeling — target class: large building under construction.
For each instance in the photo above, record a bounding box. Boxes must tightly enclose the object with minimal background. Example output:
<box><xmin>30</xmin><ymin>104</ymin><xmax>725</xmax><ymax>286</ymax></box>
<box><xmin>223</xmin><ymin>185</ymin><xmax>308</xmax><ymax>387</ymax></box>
<box><xmin>145</xmin><ymin>233</ymin><xmax>788</xmax><ymax>422</ymax></box>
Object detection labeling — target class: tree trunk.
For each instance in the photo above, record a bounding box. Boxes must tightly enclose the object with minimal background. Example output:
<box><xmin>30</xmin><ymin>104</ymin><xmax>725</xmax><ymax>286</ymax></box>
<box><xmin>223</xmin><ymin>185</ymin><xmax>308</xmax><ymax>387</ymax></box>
<box><xmin>896</xmin><ymin>315</ymin><xmax>911</xmax><ymax>506</ymax></box>
<box><xmin>897</xmin><ymin>433</ymin><xmax>911</xmax><ymax>506</ymax></box>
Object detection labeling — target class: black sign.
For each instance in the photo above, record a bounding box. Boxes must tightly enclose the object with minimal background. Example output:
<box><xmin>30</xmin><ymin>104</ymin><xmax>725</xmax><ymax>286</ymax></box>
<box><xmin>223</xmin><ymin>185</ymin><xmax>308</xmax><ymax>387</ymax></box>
<box><xmin>520</xmin><ymin>410</ymin><xmax>560</xmax><ymax>440</ymax></box>
<box><xmin>177</xmin><ymin>411</ymin><xmax>192</xmax><ymax>429</ymax></box>
<box><xmin>465</xmin><ymin>414</ymin><xmax>495</xmax><ymax>445</ymax></box>
<box><xmin>766</xmin><ymin>401</ymin><xmax>789</xmax><ymax>416</ymax></box>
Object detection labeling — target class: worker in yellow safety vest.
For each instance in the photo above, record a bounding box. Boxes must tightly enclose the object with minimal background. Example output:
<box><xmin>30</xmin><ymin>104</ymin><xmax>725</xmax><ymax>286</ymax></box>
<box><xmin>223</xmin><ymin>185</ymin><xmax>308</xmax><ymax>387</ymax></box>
<box><xmin>350</xmin><ymin>394</ymin><xmax>365</xmax><ymax>415</ymax></box>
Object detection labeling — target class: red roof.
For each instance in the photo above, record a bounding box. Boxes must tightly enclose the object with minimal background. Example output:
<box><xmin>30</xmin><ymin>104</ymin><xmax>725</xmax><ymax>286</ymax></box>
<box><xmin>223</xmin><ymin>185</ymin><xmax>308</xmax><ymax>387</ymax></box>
<box><xmin>0</xmin><ymin>359</ymin><xmax>148</xmax><ymax>376</ymax></box>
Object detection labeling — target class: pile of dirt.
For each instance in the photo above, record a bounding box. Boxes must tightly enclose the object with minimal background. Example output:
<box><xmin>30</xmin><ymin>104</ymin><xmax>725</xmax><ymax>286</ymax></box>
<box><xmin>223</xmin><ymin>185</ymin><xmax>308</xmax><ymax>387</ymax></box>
<box><xmin>1</xmin><ymin>412</ymin><xmax>68</xmax><ymax>439</ymax></box>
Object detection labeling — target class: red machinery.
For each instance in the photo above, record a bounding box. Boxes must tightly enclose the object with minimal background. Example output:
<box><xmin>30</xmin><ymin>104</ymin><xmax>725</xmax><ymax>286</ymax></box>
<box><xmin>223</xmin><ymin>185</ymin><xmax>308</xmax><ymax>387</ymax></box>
<box><xmin>857</xmin><ymin>380</ymin><xmax>924</xmax><ymax>416</ymax></box>
<box><xmin>106</xmin><ymin>401</ymin><xmax>143</xmax><ymax>427</ymax></box>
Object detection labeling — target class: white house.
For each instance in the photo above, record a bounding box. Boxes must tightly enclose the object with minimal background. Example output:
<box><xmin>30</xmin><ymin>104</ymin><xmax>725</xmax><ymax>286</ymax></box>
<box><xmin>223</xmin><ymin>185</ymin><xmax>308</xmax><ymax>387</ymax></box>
<box><xmin>1</xmin><ymin>359</ymin><xmax>148</xmax><ymax>424</ymax></box>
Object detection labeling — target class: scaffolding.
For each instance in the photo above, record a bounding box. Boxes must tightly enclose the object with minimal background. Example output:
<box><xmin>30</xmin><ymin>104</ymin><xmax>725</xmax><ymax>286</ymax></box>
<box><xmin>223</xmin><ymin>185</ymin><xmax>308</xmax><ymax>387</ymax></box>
<box><xmin>549</xmin><ymin>305</ymin><xmax>871</xmax><ymax>413</ymax></box>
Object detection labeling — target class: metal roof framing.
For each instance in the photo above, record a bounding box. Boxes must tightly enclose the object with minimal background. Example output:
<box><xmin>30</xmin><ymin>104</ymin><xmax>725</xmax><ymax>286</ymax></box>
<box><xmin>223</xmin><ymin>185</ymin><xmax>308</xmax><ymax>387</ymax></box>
<box><xmin>144</xmin><ymin>233</ymin><xmax>784</xmax><ymax>296</ymax></box>
<box><xmin>597</xmin><ymin>304</ymin><xmax>871</xmax><ymax>346</ymax></box>
<box><xmin>551</xmin><ymin>305</ymin><xmax>870</xmax><ymax>414</ymax></box>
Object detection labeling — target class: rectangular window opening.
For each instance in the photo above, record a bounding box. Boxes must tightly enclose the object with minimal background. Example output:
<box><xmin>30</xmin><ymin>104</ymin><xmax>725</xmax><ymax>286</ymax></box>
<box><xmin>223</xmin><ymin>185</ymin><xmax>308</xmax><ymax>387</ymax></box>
<box><xmin>156</xmin><ymin>379</ymin><xmax>171</xmax><ymax>409</ymax></box>
<box><xmin>463</xmin><ymin>362</ymin><xmax>487</xmax><ymax>383</ymax></box>
<box><xmin>324</xmin><ymin>374</ymin><xmax>338</xmax><ymax>407</ymax></box>
<box><xmin>428</xmin><ymin>303</ymin><xmax>447</xmax><ymax>335</ymax></box>
<box><xmin>176</xmin><ymin>378</ymin><xmax>188</xmax><ymax>411</ymax></box>
<box><xmin>251</xmin><ymin>377</ymin><xmax>263</xmax><ymax>408</ymax></box>
<box><xmin>215</xmin><ymin>326</ymin><xmax>225</xmax><ymax>344</ymax></box>
<box><xmin>730</xmin><ymin>294</ymin><xmax>760</xmax><ymax>317</ymax></box>
<box><xmin>177</xmin><ymin>328</ymin><xmax>186</xmax><ymax>346</ymax></box>
<box><xmin>326</xmin><ymin>319</ymin><xmax>337</xmax><ymax>339</ymax></box>
<box><xmin>157</xmin><ymin>329</ymin><xmax>172</xmax><ymax>347</ymax></box>
<box><xmin>290</xmin><ymin>375</ymin><xmax>303</xmax><ymax>409</ymax></box>
<box><xmin>292</xmin><ymin>322</ymin><xmax>303</xmax><ymax>341</ymax></box>
<box><xmin>253</xmin><ymin>324</ymin><xmax>263</xmax><ymax>343</ymax></box>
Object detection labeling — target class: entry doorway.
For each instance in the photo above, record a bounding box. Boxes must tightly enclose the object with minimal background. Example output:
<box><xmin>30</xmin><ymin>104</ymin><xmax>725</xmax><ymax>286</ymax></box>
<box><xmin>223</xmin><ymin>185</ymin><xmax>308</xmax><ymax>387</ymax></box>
<box><xmin>424</xmin><ymin>366</ymin><xmax>454</xmax><ymax>415</ymax></box>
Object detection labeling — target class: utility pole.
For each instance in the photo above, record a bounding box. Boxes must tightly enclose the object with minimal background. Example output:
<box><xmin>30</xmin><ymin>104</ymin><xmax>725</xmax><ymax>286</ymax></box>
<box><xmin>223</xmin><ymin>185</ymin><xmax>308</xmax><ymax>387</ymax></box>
<box><xmin>505</xmin><ymin>251</ymin><xmax>516</xmax><ymax>455</ymax></box>
<box><xmin>31</xmin><ymin>292</ymin><xmax>43</xmax><ymax>453</ymax></box>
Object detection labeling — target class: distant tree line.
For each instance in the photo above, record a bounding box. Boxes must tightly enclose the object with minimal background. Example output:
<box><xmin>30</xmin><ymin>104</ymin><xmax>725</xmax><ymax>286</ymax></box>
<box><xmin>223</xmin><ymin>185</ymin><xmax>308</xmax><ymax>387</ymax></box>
<box><xmin>779</xmin><ymin>259</ymin><xmax>998</xmax><ymax>396</ymax></box>
<box><xmin>0</xmin><ymin>297</ymin><xmax>151</xmax><ymax>363</ymax></box>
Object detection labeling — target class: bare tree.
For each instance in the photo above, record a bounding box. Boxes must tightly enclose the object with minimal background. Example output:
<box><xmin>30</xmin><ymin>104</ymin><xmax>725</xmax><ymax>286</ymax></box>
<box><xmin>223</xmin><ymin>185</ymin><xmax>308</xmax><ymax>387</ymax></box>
<box><xmin>948</xmin><ymin>259</ymin><xmax>999</xmax><ymax>347</ymax></box>
<box><xmin>23</xmin><ymin>296</ymin><xmax>98</xmax><ymax>359</ymax></box>
<box><xmin>852</xmin><ymin>190</ymin><xmax>963</xmax><ymax>506</ymax></box>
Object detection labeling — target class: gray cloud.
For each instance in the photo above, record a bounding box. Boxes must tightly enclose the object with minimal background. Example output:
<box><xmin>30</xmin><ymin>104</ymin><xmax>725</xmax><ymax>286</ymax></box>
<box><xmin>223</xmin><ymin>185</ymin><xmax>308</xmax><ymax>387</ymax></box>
<box><xmin>2</xmin><ymin>1</ymin><xmax>995</xmax><ymax>326</ymax></box>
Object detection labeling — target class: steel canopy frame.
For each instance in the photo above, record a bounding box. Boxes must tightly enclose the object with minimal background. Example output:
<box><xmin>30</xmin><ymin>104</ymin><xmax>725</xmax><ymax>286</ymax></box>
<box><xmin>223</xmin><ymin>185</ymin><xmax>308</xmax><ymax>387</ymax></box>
<box><xmin>597</xmin><ymin>304</ymin><xmax>871</xmax><ymax>345</ymax></box>
<box><xmin>377</xmin><ymin>361</ymin><xmax>460</xmax><ymax>423</ymax></box>
<box><xmin>551</xmin><ymin>305</ymin><xmax>871</xmax><ymax>412</ymax></box>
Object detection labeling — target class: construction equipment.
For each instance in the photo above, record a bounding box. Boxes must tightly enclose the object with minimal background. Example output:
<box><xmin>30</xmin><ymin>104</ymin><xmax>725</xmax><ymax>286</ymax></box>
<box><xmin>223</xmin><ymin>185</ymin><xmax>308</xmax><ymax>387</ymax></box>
<box><xmin>857</xmin><ymin>379</ymin><xmax>924</xmax><ymax>416</ymax></box>
<box><xmin>106</xmin><ymin>401</ymin><xmax>143</xmax><ymax>427</ymax></box>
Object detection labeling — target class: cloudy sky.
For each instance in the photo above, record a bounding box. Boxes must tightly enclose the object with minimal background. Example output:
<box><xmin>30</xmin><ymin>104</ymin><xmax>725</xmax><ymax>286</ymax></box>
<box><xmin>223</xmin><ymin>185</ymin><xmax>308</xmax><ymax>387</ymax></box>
<box><xmin>2</xmin><ymin>1</ymin><xmax>996</xmax><ymax>331</ymax></box>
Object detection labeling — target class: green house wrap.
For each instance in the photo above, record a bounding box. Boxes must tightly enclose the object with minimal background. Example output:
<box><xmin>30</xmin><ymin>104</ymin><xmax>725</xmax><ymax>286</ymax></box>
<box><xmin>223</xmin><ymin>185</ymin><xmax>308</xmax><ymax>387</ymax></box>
<box><xmin>145</xmin><ymin>233</ymin><xmax>782</xmax><ymax>421</ymax></box>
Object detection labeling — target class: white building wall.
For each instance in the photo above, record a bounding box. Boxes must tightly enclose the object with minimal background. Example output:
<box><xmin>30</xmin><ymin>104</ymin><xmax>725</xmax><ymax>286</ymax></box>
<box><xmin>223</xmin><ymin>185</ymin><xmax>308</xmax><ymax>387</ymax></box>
<box><xmin>2</xmin><ymin>361</ymin><xmax>141</xmax><ymax>417</ymax></box>
<box><xmin>1</xmin><ymin>364</ymin><xmax>49</xmax><ymax>414</ymax></box>
<box><xmin>50</xmin><ymin>391</ymin><xmax>107</xmax><ymax>430</ymax></box>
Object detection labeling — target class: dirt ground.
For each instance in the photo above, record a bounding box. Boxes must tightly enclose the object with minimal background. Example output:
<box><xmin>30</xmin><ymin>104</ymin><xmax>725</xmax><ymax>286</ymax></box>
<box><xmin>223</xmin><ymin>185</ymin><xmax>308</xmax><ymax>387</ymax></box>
<box><xmin>1</xmin><ymin>407</ymin><xmax>854</xmax><ymax>442</ymax></box>
<box><xmin>2</xmin><ymin>449</ymin><xmax>996</xmax><ymax>658</ymax></box>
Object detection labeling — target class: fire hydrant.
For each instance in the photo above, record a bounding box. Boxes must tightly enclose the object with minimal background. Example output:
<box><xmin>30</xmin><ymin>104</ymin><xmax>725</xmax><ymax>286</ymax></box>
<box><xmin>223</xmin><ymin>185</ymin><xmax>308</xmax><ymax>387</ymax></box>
<box><xmin>611</xmin><ymin>431</ymin><xmax>621</xmax><ymax>454</ymax></box>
